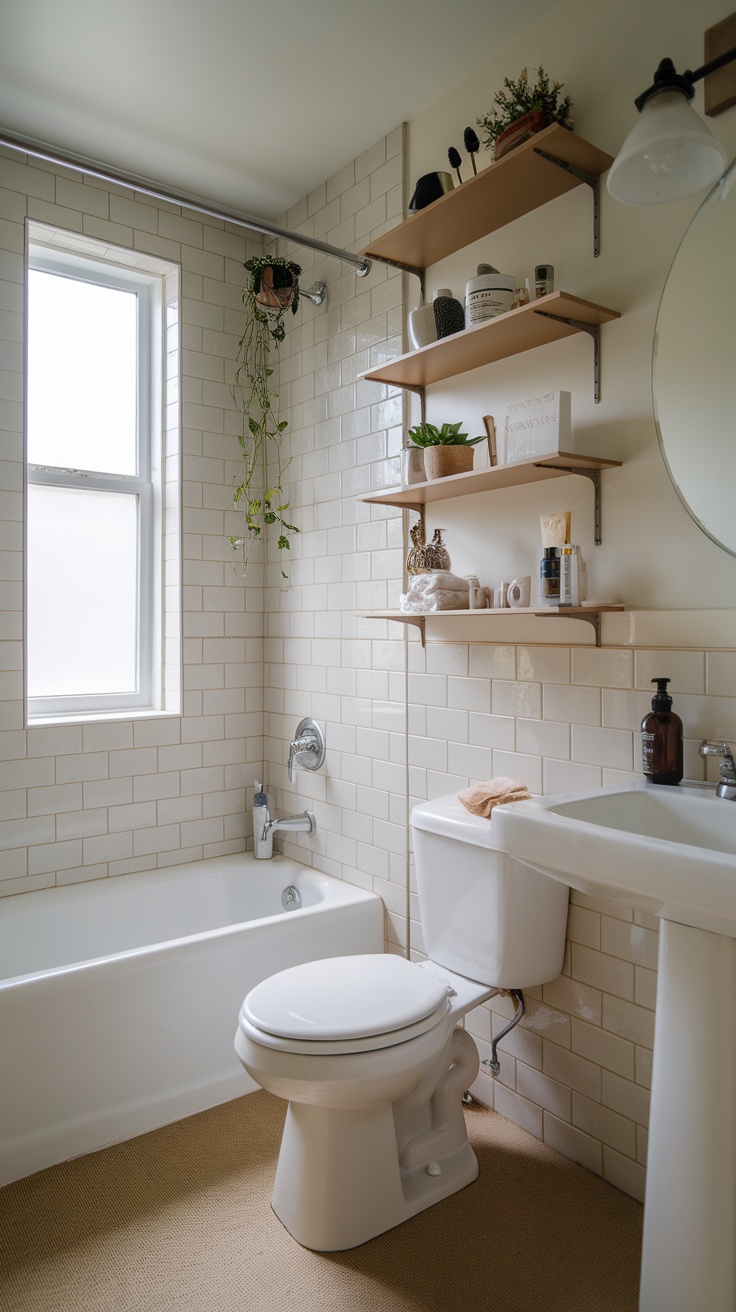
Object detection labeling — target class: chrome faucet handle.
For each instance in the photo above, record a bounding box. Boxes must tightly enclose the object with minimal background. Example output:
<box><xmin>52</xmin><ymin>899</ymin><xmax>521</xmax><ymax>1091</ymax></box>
<box><xmin>287</xmin><ymin>718</ymin><xmax>326</xmax><ymax>783</ymax></box>
<box><xmin>699</xmin><ymin>740</ymin><xmax>736</xmax><ymax>796</ymax></box>
<box><xmin>700</xmin><ymin>740</ymin><xmax>736</xmax><ymax>770</ymax></box>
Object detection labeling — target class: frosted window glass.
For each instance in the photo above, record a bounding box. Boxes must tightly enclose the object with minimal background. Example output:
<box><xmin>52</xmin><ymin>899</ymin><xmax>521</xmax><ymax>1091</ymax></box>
<box><xmin>27</xmin><ymin>485</ymin><xmax>139</xmax><ymax>697</ymax></box>
<box><xmin>27</xmin><ymin>270</ymin><xmax>137</xmax><ymax>475</ymax></box>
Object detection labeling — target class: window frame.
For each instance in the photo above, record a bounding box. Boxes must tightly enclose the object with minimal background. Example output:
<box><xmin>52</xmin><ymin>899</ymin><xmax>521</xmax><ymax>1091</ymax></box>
<box><xmin>26</xmin><ymin>243</ymin><xmax>163</xmax><ymax>721</ymax></box>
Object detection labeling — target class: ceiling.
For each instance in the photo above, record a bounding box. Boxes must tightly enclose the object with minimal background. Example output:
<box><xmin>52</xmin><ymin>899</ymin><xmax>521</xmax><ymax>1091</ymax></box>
<box><xmin>0</xmin><ymin>0</ymin><xmax>562</xmax><ymax>220</ymax></box>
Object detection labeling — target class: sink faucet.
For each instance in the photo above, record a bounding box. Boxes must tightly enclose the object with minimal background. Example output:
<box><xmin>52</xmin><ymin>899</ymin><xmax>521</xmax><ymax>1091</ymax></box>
<box><xmin>699</xmin><ymin>740</ymin><xmax>736</xmax><ymax>800</ymax></box>
<box><xmin>253</xmin><ymin>791</ymin><xmax>316</xmax><ymax>860</ymax></box>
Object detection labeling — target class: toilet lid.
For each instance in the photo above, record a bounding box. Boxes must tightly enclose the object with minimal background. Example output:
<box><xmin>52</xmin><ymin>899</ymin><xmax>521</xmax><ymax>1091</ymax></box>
<box><xmin>243</xmin><ymin>954</ymin><xmax>450</xmax><ymax>1042</ymax></box>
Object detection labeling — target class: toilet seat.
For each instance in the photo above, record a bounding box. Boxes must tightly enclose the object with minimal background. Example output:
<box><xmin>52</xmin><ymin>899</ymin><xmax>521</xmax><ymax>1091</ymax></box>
<box><xmin>240</xmin><ymin>954</ymin><xmax>453</xmax><ymax>1056</ymax></box>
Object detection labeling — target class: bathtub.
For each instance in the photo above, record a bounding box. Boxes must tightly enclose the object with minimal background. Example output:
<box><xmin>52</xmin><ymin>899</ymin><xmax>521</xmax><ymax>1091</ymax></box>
<box><xmin>0</xmin><ymin>852</ymin><xmax>384</xmax><ymax>1186</ymax></box>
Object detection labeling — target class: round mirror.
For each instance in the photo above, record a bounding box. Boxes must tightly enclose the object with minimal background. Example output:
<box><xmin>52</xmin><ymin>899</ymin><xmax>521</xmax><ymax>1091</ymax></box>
<box><xmin>653</xmin><ymin>157</ymin><xmax>736</xmax><ymax>555</ymax></box>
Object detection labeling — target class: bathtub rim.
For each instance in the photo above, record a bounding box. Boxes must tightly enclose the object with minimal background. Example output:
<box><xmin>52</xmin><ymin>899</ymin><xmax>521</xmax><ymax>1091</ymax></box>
<box><xmin>0</xmin><ymin>852</ymin><xmax>380</xmax><ymax>991</ymax></box>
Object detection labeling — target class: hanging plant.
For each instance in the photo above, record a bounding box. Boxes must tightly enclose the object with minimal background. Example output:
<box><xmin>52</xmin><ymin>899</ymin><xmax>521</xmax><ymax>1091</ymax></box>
<box><xmin>229</xmin><ymin>256</ymin><xmax>302</xmax><ymax>580</ymax></box>
<box><xmin>477</xmin><ymin>65</ymin><xmax>573</xmax><ymax>160</ymax></box>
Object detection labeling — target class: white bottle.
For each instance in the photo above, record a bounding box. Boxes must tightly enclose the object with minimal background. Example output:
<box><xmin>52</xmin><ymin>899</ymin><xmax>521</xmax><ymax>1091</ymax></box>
<box><xmin>408</xmin><ymin>301</ymin><xmax>438</xmax><ymax>350</ymax></box>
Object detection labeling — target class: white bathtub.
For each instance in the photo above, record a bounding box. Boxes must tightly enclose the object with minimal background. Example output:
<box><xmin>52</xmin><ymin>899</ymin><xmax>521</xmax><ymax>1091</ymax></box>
<box><xmin>0</xmin><ymin>852</ymin><xmax>384</xmax><ymax>1185</ymax></box>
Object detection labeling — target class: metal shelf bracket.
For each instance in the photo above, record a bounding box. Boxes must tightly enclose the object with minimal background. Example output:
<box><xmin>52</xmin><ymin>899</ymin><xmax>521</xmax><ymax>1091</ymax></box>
<box><xmin>537</xmin><ymin>464</ymin><xmax>602</xmax><ymax>543</ymax></box>
<box><xmin>532</xmin><ymin>147</ymin><xmax>601</xmax><ymax>257</ymax></box>
<box><xmin>533</xmin><ymin>310</ymin><xmax>602</xmax><ymax>403</ymax></box>
<box><xmin>539</xmin><ymin>608</ymin><xmax>602</xmax><ymax>645</ymax></box>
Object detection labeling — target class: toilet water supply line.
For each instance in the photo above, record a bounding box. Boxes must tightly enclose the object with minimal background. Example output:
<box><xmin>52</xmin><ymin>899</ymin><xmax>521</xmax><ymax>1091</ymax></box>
<box><xmin>483</xmin><ymin>990</ymin><xmax>526</xmax><ymax>1077</ymax></box>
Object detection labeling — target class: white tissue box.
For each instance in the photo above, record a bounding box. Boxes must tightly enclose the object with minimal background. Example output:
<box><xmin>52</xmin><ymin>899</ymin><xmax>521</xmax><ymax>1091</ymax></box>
<box><xmin>503</xmin><ymin>390</ymin><xmax>573</xmax><ymax>463</ymax></box>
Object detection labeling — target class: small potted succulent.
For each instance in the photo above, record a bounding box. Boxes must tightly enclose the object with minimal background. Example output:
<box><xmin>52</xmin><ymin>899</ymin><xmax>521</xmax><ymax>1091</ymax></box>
<box><xmin>477</xmin><ymin>65</ymin><xmax>573</xmax><ymax>162</ymax></box>
<box><xmin>407</xmin><ymin>421</ymin><xmax>485</xmax><ymax>480</ymax></box>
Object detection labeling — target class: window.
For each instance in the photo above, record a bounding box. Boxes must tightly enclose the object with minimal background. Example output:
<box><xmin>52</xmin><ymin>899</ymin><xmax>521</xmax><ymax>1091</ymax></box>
<box><xmin>26</xmin><ymin>228</ymin><xmax>181</xmax><ymax>721</ymax></box>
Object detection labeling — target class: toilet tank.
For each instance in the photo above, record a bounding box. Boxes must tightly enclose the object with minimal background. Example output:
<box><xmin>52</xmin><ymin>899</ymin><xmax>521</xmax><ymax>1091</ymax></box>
<box><xmin>410</xmin><ymin>794</ymin><xmax>569</xmax><ymax>990</ymax></box>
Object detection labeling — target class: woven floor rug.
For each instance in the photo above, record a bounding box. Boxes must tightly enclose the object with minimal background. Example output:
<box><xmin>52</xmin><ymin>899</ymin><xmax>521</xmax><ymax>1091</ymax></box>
<box><xmin>0</xmin><ymin>1091</ymin><xmax>642</xmax><ymax>1311</ymax></box>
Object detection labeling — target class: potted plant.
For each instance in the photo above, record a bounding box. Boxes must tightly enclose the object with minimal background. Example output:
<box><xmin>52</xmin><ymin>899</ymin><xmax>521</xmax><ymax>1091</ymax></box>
<box><xmin>477</xmin><ymin>65</ymin><xmax>573</xmax><ymax>162</ymax></box>
<box><xmin>407</xmin><ymin>421</ymin><xmax>485</xmax><ymax>480</ymax></box>
<box><xmin>230</xmin><ymin>256</ymin><xmax>301</xmax><ymax>580</ymax></box>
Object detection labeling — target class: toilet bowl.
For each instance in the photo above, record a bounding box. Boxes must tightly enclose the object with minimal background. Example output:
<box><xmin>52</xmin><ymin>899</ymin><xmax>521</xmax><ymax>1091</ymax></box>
<box><xmin>235</xmin><ymin>793</ymin><xmax>570</xmax><ymax>1251</ymax></box>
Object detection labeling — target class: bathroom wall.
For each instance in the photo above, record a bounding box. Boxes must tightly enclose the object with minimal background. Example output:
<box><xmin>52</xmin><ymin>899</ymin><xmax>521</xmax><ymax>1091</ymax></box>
<box><xmin>261</xmin><ymin>126</ymin><xmax>409</xmax><ymax>952</ymax></box>
<box><xmin>262</xmin><ymin>0</ymin><xmax>736</xmax><ymax>1205</ymax></box>
<box><xmin>0</xmin><ymin>154</ymin><xmax>268</xmax><ymax>893</ymax></box>
<box><xmin>2</xmin><ymin>0</ymin><xmax>736</xmax><ymax>1207</ymax></box>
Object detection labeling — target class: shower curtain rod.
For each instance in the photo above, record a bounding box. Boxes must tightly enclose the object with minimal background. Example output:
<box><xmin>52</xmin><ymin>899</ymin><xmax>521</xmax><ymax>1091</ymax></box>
<box><xmin>0</xmin><ymin>129</ymin><xmax>372</xmax><ymax>278</ymax></box>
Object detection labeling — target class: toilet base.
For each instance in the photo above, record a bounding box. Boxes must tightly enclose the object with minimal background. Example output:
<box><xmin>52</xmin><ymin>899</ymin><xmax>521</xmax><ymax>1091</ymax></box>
<box><xmin>270</xmin><ymin>1027</ymin><xmax>480</xmax><ymax>1251</ymax></box>
<box><xmin>272</xmin><ymin>1100</ymin><xmax>479</xmax><ymax>1251</ymax></box>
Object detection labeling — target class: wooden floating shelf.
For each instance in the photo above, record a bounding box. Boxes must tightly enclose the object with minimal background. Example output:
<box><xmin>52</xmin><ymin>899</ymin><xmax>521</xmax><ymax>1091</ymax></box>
<box><xmin>359</xmin><ymin>293</ymin><xmax>620</xmax><ymax>391</ymax></box>
<box><xmin>360</xmin><ymin>125</ymin><xmax>614</xmax><ymax>272</ymax></box>
<box><xmin>361</xmin><ymin>452</ymin><xmax>621</xmax><ymax>511</ymax></box>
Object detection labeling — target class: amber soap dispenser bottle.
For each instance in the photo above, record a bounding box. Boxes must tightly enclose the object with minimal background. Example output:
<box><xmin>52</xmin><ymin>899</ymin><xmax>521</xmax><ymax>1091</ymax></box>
<box><xmin>641</xmin><ymin>677</ymin><xmax>683</xmax><ymax>785</ymax></box>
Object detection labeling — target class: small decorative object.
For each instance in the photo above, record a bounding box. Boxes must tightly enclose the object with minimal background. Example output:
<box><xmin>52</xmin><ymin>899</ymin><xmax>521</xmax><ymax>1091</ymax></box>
<box><xmin>504</xmin><ymin>390</ymin><xmax>572</xmax><ymax>463</ymax></box>
<box><xmin>408</xmin><ymin>171</ymin><xmax>454</xmax><ymax>212</ymax></box>
<box><xmin>464</xmin><ymin>126</ymin><xmax>480</xmax><ymax>174</ymax></box>
<box><xmin>406</xmin><ymin>516</ymin><xmax>427</xmax><ymax>574</ymax></box>
<box><xmin>464</xmin><ymin>264</ymin><xmax>515</xmax><ymax>326</ymax></box>
<box><xmin>448</xmin><ymin>146</ymin><xmax>463</xmax><ymax>184</ymax></box>
<box><xmin>507</xmin><ymin>575</ymin><xmax>532</xmax><ymax>608</ymax></box>
<box><xmin>477</xmin><ymin>65</ymin><xmax>573</xmax><ymax>161</ymax></box>
<box><xmin>511</xmin><ymin>279</ymin><xmax>531</xmax><ymax>308</ymax></box>
<box><xmin>493</xmin><ymin>583</ymin><xmax>509</xmax><ymax>608</ymax></box>
<box><xmin>407</xmin><ymin>300</ymin><xmax>438</xmax><ymax>350</ymax></box>
<box><xmin>482</xmin><ymin>414</ymin><xmax>498</xmax><ymax>466</ymax></box>
<box><xmin>422</xmin><ymin>528</ymin><xmax>452</xmax><ymax>571</ymax></box>
<box><xmin>408</xmin><ymin>420</ymin><xmax>485</xmax><ymax>481</ymax></box>
<box><xmin>401</xmin><ymin>445</ymin><xmax>426</xmax><ymax>487</ymax></box>
<box><xmin>406</xmin><ymin>520</ymin><xmax>452</xmax><ymax>574</ymax></box>
<box><xmin>534</xmin><ymin>264</ymin><xmax>555</xmax><ymax>297</ymax></box>
<box><xmin>433</xmin><ymin>288</ymin><xmax>465</xmax><ymax>339</ymax></box>
<box><xmin>230</xmin><ymin>255</ymin><xmax>302</xmax><ymax>580</ymax></box>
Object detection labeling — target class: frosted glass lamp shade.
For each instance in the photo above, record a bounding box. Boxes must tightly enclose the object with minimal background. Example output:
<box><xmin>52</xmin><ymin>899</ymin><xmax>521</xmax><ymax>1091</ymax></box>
<box><xmin>607</xmin><ymin>88</ymin><xmax>728</xmax><ymax>204</ymax></box>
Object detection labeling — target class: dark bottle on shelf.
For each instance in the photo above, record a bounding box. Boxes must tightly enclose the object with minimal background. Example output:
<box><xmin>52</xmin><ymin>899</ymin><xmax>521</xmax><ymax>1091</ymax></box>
<box><xmin>641</xmin><ymin>677</ymin><xmax>683</xmax><ymax>785</ymax></box>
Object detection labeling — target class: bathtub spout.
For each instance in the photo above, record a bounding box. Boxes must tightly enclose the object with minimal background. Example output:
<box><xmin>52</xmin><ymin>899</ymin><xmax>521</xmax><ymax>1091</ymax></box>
<box><xmin>257</xmin><ymin>810</ymin><xmax>315</xmax><ymax>860</ymax></box>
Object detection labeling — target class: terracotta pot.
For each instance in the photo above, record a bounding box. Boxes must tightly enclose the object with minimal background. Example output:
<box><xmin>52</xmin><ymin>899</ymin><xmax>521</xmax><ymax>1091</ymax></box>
<box><xmin>423</xmin><ymin>446</ymin><xmax>474</xmax><ymax>480</ymax></box>
<box><xmin>494</xmin><ymin>109</ymin><xmax>547</xmax><ymax>161</ymax></box>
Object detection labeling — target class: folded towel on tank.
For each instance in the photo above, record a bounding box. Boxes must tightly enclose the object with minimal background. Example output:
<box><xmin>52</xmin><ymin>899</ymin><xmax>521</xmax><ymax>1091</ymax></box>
<box><xmin>457</xmin><ymin>776</ymin><xmax>532</xmax><ymax>817</ymax></box>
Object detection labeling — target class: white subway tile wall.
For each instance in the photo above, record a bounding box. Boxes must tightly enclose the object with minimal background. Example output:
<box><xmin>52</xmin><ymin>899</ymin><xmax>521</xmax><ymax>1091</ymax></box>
<box><xmin>3</xmin><ymin>137</ymin><xmax>736</xmax><ymax>1206</ymax></box>
<box><xmin>0</xmin><ymin>146</ymin><xmax>266</xmax><ymax>893</ymax></box>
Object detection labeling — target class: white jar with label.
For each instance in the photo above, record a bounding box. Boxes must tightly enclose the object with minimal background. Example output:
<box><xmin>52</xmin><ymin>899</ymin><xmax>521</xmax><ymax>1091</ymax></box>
<box><xmin>464</xmin><ymin>264</ymin><xmax>515</xmax><ymax>327</ymax></box>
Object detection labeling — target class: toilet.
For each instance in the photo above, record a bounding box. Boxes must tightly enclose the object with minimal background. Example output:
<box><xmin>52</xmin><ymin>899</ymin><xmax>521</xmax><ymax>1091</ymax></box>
<box><xmin>234</xmin><ymin>793</ymin><xmax>569</xmax><ymax>1251</ymax></box>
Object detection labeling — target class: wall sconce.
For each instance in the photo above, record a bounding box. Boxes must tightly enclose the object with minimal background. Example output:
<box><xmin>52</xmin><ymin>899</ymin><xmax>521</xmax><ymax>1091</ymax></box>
<box><xmin>608</xmin><ymin>13</ymin><xmax>736</xmax><ymax>204</ymax></box>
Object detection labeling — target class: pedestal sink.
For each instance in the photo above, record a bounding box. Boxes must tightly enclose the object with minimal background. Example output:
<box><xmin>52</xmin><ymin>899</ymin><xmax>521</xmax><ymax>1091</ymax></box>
<box><xmin>491</xmin><ymin>781</ymin><xmax>736</xmax><ymax>1312</ymax></box>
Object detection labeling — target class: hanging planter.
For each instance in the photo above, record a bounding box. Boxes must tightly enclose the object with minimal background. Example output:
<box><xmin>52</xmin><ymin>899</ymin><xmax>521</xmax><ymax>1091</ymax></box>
<box><xmin>230</xmin><ymin>256</ymin><xmax>302</xmax><ymax>580</ymax></box>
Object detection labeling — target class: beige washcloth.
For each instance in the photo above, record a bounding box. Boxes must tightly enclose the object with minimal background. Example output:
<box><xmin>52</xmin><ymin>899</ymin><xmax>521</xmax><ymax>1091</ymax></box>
<box><xmin>457</xmin><ymin>776</ymin><xmax>532</xmax><ymax>817</ymax></box>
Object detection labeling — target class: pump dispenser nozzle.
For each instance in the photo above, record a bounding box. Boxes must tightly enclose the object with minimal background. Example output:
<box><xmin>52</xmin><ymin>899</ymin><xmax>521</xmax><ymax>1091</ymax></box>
<box><xmin>651</xmin><ymin>677</ymin><xmax>673</xmax><ymax>711</ymax></box>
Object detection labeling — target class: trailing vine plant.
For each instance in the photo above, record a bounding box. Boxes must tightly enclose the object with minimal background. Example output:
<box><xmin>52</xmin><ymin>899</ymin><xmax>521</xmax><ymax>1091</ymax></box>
<box><xmin>230</xmin><ymin>255</ymin><xmax>301</xmax><ymax>581</ymax></box>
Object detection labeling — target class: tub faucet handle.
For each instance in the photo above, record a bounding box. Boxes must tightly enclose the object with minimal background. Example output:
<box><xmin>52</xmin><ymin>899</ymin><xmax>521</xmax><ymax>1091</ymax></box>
<box><xmin>288</xmin><ymin>718</ymin><xmax>326</xmax><ymax>783</ymax></box>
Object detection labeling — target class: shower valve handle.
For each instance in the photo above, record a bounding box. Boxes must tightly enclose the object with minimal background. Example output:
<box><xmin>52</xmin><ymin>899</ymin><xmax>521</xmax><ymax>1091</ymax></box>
<box><xmin>288</xmin><ymin>718</ymin><xmax>326</xmax><ymax>783</ymax></box>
